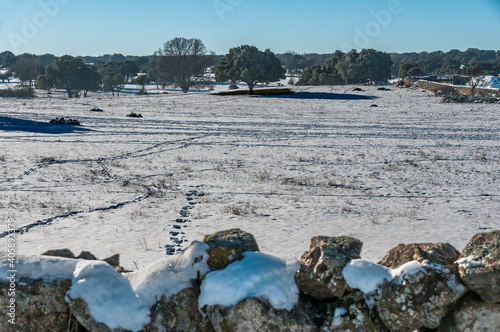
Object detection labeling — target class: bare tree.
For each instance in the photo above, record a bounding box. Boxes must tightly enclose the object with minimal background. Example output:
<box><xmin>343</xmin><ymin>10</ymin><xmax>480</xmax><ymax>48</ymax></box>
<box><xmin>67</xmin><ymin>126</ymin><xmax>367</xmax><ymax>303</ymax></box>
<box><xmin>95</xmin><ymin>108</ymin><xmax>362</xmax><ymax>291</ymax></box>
<box><xmin>156</xmin><ymin>37</ymin><xmax>213</xmax><ymax>93</ymax></box>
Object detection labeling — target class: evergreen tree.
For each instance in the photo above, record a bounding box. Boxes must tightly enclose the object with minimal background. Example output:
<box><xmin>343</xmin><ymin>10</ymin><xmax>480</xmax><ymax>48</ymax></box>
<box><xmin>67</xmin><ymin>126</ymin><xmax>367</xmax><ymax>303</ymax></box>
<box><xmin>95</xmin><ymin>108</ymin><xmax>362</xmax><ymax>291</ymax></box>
<box><xmin>103</xmin><ymin>74</ymin><xmax>126</xmax><ymax>96</ymax></box>
<box><xmin>135</xmin><ymin>74</ymin><xmax>150</xmax><ymax>94</ymax></box>
<box><xmin>215</xmin><ymin>45</ymin><xmax>285</xmax><ymax>94</ymax></box>
<box><xmin>398</xmin><ymin>62</ymin><xmax>421</xmax><ymax>78</ymax></box>
<box><xmin>11</xmin><ymin>54</ymin><xmax>41</xmax><ymax>92</ymax></box>
<box><xmin>41</xmin><ymin>55</ymin><xmax>101</xmax><ymax>98</ymax></box>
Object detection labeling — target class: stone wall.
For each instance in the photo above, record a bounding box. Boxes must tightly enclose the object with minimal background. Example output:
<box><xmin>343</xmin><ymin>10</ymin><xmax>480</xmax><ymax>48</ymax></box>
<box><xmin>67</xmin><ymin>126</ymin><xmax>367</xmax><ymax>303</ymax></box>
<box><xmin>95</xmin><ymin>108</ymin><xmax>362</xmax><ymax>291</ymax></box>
<box><xmin>1</xmin><ymin>229</ymin><xmax>498</xmax><ymax>332</ymax></box>
<box><xmin>417</xmin><ymin>79</ymin><xmax>499</xmax><ymax>96</ymax></box>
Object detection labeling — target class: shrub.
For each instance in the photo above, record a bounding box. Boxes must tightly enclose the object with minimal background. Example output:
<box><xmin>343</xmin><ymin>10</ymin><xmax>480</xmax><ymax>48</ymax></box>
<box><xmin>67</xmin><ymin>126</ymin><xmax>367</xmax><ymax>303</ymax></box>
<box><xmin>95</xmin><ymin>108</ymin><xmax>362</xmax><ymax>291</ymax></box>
<box><xmin>213</xmin><ymin>88</ymin><xmax>294</xmax><ymax>96</ymax></box>
<box><xmin>442</xmin><ymin>93</ymin><xmax>499</xmax><ymax>103</ymax></box>
<box><xmin>0</xmin><ymin>87</ymin><xmax>35</xmax><ymax>98</ymax></box>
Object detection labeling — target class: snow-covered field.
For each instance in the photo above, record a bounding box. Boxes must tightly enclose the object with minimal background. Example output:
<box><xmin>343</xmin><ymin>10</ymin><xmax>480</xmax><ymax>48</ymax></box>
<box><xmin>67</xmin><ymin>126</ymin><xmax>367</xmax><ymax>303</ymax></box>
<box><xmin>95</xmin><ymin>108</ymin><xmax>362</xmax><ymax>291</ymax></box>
<box><xmin>470</xmin><ymin>75</ymin><xmax>500</xmax><ymax>89</ymax></box>
<box><xmin>1</xmin><ymin>84</ymin><xmax>499</xmax><ymax>270</ymax></box>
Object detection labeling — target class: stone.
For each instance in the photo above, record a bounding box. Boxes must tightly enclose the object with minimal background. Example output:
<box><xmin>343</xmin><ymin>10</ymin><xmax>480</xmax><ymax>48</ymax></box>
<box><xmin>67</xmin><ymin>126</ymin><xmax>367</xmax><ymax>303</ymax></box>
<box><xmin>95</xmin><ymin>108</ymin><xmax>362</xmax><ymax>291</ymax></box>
<box><xmin>68</xmin><ymin>297</ymin><xmax>120</xmax><ymax>332</ymax></box>
<box><xmin>77</xmin><ymin>250</ymin><xmax>98</xmax><ymax>260</ymax></box>
<box><xmin>457</xmin><ymin>230</ymin><xmax>500</xmax><ymax>303</ymax></box>
<box><xmin>372</xmin><ymin>264</ymin><xmax>467</xmax><ymax>331</ymax></box>
<box><xmin>294</xmin><ymin>236</ymin><xmax>363</xmax><ymax>299</ymax></box>
<box><xmin>103</xmin><ymin>253</ymin><xmax>120</xmax><ymax>267</ymax></box>
<box><xmin>437</xmin><ymin>292</ymin><xmax>500</xmax><ymax>332</ymax></box>
<box><xmin>322</xmin><ymin>291</ymin><xmax>388</xmax><ymax>332</ymax></box>
<box><xmin>203</xmin><ymin>228</ymin><xmax>259</xmax><ymax>271</ymax></box>
<box><xmin>0</xmin><ymin>279</ymin><xmax>72</xmax><ymax>332</ymax></box>
<box><xmin>102</xmin><ymin>254</ymin><xmax>126</xmax><ymax>272</ymax></box>
<box><xmin>41</xmin><ymin>248</ymin><xmax>75</xmax><ymax>258</ymax></box>
<box><xmin>379</xmin><ymin>242</ymin><xmax>460</xmax><ymax>272</ymax></box>
<box><xmin>203</xmin><ymin>297</ymin><xmax>319</xmax><ymax>332</ymax></box>
<box><xmin>148</xmin><ymin>288</ymin><xmax>215</xmax><ymax>332</ymax></box>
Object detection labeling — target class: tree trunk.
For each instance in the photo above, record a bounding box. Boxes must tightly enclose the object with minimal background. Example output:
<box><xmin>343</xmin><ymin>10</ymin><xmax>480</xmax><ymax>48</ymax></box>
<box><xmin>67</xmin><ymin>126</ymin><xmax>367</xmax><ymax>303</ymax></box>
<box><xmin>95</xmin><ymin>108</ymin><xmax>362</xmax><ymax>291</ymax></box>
<box><xmin>66</xmin><ymin>89</ymin><xmax>73</xmax><ymax>98</ymax></box>
<box><xmin>247</xmin><ymin>82</ymin><xmax>255</xmax><ymax>95</ymax></box>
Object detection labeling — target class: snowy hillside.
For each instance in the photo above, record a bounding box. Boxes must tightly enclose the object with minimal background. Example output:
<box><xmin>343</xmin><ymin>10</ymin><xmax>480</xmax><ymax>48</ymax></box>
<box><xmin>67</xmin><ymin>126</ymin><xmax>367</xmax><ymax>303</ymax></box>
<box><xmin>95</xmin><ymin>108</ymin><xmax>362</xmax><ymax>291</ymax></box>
<box><xmin>0</xmin><ymin>85</ymin><xmax>499</xmax><ymax>270</ymax></box>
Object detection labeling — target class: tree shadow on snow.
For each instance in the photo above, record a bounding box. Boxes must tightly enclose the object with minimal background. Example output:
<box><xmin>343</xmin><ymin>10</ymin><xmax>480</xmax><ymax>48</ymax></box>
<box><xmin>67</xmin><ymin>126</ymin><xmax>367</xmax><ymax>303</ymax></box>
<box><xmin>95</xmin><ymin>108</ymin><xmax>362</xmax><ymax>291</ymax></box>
<box><xmin>263</xmin><ymin>92</ymin><xmax>377</xmax><ymax>100</ymax></box>
<box><xmin>0</xmin><ymin>116</ymin><xmax>91</xmax><ymax>134</ymax></box>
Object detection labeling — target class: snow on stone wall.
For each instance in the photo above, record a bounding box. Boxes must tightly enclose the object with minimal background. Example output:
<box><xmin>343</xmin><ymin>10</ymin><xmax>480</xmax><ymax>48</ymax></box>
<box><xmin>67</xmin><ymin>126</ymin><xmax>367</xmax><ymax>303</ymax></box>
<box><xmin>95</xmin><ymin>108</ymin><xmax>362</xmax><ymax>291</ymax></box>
<box><xmin>0</xmin><ymin>229</ymin><xmax>498</xmax><ymax>332</ymax></box>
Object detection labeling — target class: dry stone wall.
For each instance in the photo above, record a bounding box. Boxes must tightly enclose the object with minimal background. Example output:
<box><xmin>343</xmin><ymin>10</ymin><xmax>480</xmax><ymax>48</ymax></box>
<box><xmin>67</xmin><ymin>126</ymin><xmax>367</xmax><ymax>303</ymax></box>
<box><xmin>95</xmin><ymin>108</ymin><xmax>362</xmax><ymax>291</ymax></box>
<box><xmin>417</xmin><ymin>79</ymin><xmax>499</xmax><ymax>96</ymax></box>
<box><xmin>1</xmin><ymin>229</ymin><xmax>499</xmax><ymax>332</ymax></box>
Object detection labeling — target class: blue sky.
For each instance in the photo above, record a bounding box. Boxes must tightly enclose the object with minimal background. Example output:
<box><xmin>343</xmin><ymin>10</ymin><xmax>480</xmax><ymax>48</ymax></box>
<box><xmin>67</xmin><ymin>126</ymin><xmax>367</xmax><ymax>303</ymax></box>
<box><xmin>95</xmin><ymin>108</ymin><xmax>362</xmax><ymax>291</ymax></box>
<box><xmin>1</xmin><ymin>0</ymin><xmax>499</xmax><ymax>56</ymax></box>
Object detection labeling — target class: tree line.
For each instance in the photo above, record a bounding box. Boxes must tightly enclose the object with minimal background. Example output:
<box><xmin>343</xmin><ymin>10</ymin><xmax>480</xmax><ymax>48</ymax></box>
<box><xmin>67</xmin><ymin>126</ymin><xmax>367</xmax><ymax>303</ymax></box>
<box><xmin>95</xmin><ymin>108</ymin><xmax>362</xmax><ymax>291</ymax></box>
<box><xmin>0</xmin><ymin>39</ymin><xmax>286</xmax><ymax>97</ymax></box>
<box><xmin>390</xmin><ymin>48</ymin><xmax>500</xmax><ymax>77</ymax></box>
<box><xmin>1</xmin><ymin>46</ymin><xmax>499</xmax><ymax>97</ymax></box>
<box><xmin>296</xmin><ymin>49</ymin><xmax>392</xmax><ymax>85</ymax></box>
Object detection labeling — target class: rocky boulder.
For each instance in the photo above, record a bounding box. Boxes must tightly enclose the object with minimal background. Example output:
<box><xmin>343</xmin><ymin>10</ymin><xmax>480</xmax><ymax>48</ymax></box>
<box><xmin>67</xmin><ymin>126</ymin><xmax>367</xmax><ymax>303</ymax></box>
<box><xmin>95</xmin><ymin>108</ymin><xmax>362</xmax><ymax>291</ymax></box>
<box><xmin>371</xmin><ymin>263</ymin><xmax>467</xmax><ymax>331</ymax></box>
<box><xmin>148</xmin><ymin>288</ymin><xmax>215</xmax><ymax>332</ymax></box>
<box><xmin>379</xmin><ymin>242</ymin><xmax>460</xmax><ymax>271</ymax></box>
<box><xmin>77</xmin><ymin>251</ymin><xmax>99</xmax><ymax>260</ymax></box>
<box><xmin>294</xmin><ymin>236</ymin><xmax>363</xmax><ymax>299</ymax></box>
<box><xmin>42</xmin><ymin>249</ymin><xmax>124</xmax><ymax>272</ymax></box>
<box><xmin>68</xmin><ymin>297</ymin><xmax>118</xmax><ymax>332</ymax></box>
<box><xmin>322</xmin><ymin>291</ymin><xmax>388</xmax><ymax>332</ymax></box>
<box><xmin>456</xmin><ymin>230</ymin><xmax>500</xmax><ymax>303</ymax></box>
<box><xmin>103</xmin><ymin>254</ymin><xmax>124</xmax><ymax>272</ymax></box>
<box><xmin>202</xmin><ymin>228</ymin><xmax>259</xmax><ymax>271</ymax></box>
<box><xmin>41</xmin><ymin>248</ymin><xmax>75</xmax><ymax>258</ymax></box>
<box><xmin>203</xmin><ymin>297</ymin><xmax>319</xmax><ymax>332</ymax></box>
<box><xmin>437</xmin><ymin>292</ymin><xmax>500</xmax><ymax>332</ymax></box>
<box><xmin>0</xmin><ymin>279</ymin><xmax>72</xmax><ymax>332</ymax></box>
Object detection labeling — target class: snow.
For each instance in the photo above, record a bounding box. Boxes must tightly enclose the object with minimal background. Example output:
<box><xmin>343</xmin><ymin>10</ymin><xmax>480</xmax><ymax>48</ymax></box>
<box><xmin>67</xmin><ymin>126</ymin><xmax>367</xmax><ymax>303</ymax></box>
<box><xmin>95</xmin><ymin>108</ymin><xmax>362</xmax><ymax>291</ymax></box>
<box><xmin>334</xmin><ymin>307</ymin><xmax>348</xmax><ymax>318</ymax></box>
<box><xmin>2</xmin><ymin>80</ymin><xmax>496</xmax><ymax>330</ymax></box>
<box><xmin>327</xmin><ymin>307</ymin><xmax>348</xmax><ymax>328</ymax></box>
<box><xmin>342</xmin><ymin>259</ymin><xmax>393</xmax><ymax>293</ymax></box>
<box><xmin>0</xmin><ymin>83</ymin><xmax>499</xmax><ymax>271</ymax></box>
<box><xmin>391</xmin><ymin>260</ymin><xmax>428</xmax><ymax>277</ymax></box>
<box><xmin>125</xmin><ymin>241</ymin><xmax>210</xmax><ymax>307</ymax></box>
<box><xmin>198</xmin><ymin>252</ymin><xmax>299</xmax><ymax>311</ymax></box>
<box><xmin>469</xmin><ymin>75</ymin><xmax>500</xmax><ymax>89</ymax></box>
<box><xmin>1</xmin><ymin>240</ymin><xmax>299</xmax><ymax>329</ymax></box>
<box><xmin>65</xmin><ymin>241</ymin><xmax>209</xmax><ymax>331</ymax></box>
<box><xmin>0</xmin><ymin>253</ymin><xmax>79</xmax><ymax>282</ymax></box>
<box><xmin>67</xmin><ymin>260</ymin><xmax>150</xmax><ymax>332</ymax></box>
<box><xmin>0</xmin><ymin>242</ymin><xmax>209</xmax><ymax>331</ymax></box>
<box><xmin>455</xmin><ymin>256</ymin><xmax>485</xmax><ymax>269</ymax></box>
<box><xmin>342</xmin><ymin>259</ymin><xmax>426</xmax><ymax>293</ymax></box>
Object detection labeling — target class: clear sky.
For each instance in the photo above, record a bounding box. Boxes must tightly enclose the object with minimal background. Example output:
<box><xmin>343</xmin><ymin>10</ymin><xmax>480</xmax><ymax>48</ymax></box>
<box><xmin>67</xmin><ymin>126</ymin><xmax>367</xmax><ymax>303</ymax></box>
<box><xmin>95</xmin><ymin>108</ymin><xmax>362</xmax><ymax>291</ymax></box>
<box><xmin>1</xmin><ymin>0</ymin><xmax>499</xmax><ymax>56</ymax></box>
